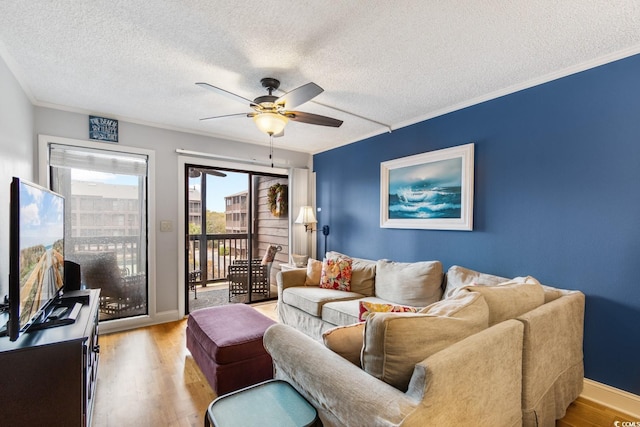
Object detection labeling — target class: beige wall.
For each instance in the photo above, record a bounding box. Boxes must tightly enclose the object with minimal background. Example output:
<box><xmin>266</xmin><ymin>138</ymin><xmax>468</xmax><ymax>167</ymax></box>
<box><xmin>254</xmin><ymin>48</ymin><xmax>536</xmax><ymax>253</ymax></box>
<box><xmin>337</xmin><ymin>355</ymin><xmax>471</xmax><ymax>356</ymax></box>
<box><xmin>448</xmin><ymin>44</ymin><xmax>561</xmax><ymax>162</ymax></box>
<box><xmin>33</xmin><ymin>107</ymin><xmax>311</xmax><ymax>322</ymax></box>
<box><xmin>0</xmin><ymin>49</ymin><xmax>312</xmax><ymax>327</ymax></box>
<box><xmin>255</xmin><ymin>176</ymin><xmax>289</xmax><ymax>283</ymax></box>
<box><xmin>0</xmin><ymin>55</ymin><xmax>35</xmax><ymax>297</ymax></box>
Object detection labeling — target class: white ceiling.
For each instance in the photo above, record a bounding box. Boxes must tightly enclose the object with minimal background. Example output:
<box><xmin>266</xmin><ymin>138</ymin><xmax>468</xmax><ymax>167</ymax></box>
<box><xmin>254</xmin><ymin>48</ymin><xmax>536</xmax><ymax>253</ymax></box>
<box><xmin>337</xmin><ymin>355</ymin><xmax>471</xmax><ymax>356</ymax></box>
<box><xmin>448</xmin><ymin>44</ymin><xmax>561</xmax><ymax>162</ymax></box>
<box><xmin>1</xmin><ymin>1</ymin><xmax>640</xmax><ymax>154</ymax></box>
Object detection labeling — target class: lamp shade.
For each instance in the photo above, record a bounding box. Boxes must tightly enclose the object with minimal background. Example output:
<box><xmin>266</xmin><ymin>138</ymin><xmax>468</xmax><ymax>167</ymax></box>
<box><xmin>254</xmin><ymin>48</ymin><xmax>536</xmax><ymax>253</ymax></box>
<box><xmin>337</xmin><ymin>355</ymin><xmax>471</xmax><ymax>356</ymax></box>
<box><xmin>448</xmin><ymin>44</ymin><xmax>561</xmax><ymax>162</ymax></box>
<box><xmin>253</xmin><ymin>112</ymin><xmax>289</xmax><ymax>135</ymax></box>
<box><xmin>295</xmin><ymin>206</ymin><xmax>317</xmax><ymax>225</ymax></box>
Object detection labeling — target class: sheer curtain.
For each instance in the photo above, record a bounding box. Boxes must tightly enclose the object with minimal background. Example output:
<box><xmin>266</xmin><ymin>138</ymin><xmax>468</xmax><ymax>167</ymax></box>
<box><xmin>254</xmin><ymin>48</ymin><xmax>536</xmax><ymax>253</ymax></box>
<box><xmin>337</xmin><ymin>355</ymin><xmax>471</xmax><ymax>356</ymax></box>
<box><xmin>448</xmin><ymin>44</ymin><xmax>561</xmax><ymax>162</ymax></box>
<box><xmin>289</xmin><ymin>167</ymin><xmax>316</xmax><ymax>261</ymax></box>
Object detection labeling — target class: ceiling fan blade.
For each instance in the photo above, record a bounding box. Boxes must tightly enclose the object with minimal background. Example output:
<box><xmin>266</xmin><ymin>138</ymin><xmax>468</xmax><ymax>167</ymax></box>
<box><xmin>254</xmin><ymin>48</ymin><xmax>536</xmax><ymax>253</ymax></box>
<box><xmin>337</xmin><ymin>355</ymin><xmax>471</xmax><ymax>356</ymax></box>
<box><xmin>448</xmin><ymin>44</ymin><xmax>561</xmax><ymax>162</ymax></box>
<box><xmin>196</xmin><ymin>82</ymin><xmax>258</xmax><ymax>108</ymax></box>
<box><xmin>275</xmin><ymin>82</ymin><xmax>323</xmax><ymax>109</ymax></box>
<box><xmin>201</xmin><ymin>168</ymin><xmax>227</xmax><ymax>177</ymax></box>
<box><xmin>286</xmin><ymin>111</ymin><xmax>343</xmax><ymax>127</ymax></box>
<box><xmin>199</xmin><ymin>112</ymin><xmax>250</xmax><ymax>121</ymax></box>
<box><xmin>189</xmin><ymin>167</ymin><xmax>227</xmax><ymax>178</ymax></box>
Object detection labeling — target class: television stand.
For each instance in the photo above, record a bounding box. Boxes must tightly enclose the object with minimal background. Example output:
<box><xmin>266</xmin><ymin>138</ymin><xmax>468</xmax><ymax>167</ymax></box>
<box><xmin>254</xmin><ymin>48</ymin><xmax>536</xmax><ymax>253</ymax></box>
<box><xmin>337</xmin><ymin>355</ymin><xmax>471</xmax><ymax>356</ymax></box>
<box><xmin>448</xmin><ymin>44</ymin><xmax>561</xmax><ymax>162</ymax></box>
<box><xmin>0</xmin><ymin>288</ymin><xmax>100</xmax><ymax>426</ymax></box>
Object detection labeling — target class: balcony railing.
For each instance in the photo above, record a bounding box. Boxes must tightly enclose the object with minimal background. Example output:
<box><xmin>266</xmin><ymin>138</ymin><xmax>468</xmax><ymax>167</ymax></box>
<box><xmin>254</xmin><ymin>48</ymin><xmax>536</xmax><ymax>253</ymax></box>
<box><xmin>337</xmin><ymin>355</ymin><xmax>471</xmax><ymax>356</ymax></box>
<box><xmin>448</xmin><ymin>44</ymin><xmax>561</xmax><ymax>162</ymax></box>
<box><xmin>68</xmin><ymin>234</ymin><xmax>255</xmax><ymax>286</ymax></box>
<box><xmin>68</xmin><ymin>236</ymin><xmax>142</xmax><ymax>275</ymax></box>
<box><xmin>68</xmin><ymin>233</ymin><xmax>265</xmax><ymax>296</ymax></box>
<box><xmin>187</xmin><ymin>233</ymin><xmax>251</xmax><ymax>285</ymax></box>
<box><xmin>66</xmin><ymin>236</ymin><xmax>147</xmax><ymax>320</ymax></box>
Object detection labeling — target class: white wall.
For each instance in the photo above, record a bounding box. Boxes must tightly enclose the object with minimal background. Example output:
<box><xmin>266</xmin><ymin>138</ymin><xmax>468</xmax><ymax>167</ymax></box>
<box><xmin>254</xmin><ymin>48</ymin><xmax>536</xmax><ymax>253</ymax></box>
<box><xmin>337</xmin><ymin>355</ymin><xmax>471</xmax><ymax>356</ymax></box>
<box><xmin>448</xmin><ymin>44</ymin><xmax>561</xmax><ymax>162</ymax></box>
<box><xmin>0</xmin><ymin>55</ymin><xmax>34</xmax><ymax>297</ymax></box>
<box><xmin>34</xmin><ymin>107</ymin><xmax>311</xmax><ymax>320</ymax></box>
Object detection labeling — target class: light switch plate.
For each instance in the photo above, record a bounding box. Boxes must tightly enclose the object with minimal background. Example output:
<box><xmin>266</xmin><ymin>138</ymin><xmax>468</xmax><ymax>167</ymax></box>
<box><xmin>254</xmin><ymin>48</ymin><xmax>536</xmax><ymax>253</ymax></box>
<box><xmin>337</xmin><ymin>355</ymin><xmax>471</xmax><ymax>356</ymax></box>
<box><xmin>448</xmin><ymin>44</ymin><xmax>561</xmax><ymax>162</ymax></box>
<box><xmin>159</xmin><ymin>220</ymin><xmax>173</xmax><ymax>232</ymax></box>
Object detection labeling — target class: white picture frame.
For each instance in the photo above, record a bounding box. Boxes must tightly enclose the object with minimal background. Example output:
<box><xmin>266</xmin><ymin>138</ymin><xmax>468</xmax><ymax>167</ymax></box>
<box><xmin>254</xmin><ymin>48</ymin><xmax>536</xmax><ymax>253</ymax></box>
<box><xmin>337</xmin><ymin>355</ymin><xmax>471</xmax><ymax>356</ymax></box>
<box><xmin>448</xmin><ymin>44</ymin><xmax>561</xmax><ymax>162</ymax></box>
<box><xmin>380</xmin><ymin>143</ymin><xmax>474</xmax><ymax>230</ymax></box>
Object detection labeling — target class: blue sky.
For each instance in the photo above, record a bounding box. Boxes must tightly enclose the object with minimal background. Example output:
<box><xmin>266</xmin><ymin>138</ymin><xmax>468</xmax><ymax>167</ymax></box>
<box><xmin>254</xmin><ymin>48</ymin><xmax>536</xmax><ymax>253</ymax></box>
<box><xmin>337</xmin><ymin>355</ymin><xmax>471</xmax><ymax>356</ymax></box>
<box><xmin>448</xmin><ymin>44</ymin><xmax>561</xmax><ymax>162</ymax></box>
<box><xmin>71</xmin><ymin>169</ymin><xmax>137</xmax><ymax>185</ymax></box>
<box><xmin>69</xmin><ymin>167</ymin><xmax>247</xmax><ymax>212</ymax></box>
<box><xmin>19</xmin><ymin>182</ymin><xmax>64</xmax><ymax>248</ymax></box>
<box><xmin>189</xmin><ymin>171</ymin><xmax>248</xmax><ymax>212</ymax></box>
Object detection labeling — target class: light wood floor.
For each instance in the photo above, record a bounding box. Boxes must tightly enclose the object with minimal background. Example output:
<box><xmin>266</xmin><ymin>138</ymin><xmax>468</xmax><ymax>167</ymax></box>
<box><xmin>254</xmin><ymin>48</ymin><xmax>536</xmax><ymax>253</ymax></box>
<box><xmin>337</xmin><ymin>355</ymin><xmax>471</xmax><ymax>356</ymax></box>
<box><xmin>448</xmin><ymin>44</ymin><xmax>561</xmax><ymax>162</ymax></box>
<box><xmin>92</xmin><ymin>302</ymin><xmax>277</xmax><ymax>427</ymax></box>
<box><xmin>92</xmin><ymin>302</ymin><xmax>633</xmax><ymax>427</ymax></box>
<box><xmin>558</xmin><ymin>397</ymin><xmax>637</xmax><ymax>427</ymax></box>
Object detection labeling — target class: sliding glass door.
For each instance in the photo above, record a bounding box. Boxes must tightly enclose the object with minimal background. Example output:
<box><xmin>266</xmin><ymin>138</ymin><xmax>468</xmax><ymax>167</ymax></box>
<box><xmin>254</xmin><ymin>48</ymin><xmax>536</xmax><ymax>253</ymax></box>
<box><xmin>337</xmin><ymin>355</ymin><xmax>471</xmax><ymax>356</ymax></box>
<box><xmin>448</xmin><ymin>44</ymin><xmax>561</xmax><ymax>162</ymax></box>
<box><xmin>185</xmin><ymin>165</ymin><xmax>288</xmax><ymax>313</ymax></box>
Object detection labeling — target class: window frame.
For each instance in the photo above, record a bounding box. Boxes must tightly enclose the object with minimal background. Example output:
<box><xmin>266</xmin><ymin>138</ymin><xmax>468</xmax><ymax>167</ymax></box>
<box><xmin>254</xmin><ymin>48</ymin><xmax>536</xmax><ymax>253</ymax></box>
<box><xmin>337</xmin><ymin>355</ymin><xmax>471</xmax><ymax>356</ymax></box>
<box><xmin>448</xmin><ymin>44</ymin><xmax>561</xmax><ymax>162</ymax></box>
<box><xmin>38</xmin><ymin>135</ymin><xmax>157</xmax><ymax>334</ymax></box>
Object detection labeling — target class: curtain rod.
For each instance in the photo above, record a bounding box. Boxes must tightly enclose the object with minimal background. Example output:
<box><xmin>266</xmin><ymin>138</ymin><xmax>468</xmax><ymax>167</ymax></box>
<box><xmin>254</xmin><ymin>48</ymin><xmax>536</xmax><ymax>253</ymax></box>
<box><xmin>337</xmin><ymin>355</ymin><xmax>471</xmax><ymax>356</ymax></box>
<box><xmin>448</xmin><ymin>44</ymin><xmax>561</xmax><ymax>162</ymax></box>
<box><xmin>175</xmin><ymin>149</ymin><xmax>295</xmax><ymax>171</ymax></box>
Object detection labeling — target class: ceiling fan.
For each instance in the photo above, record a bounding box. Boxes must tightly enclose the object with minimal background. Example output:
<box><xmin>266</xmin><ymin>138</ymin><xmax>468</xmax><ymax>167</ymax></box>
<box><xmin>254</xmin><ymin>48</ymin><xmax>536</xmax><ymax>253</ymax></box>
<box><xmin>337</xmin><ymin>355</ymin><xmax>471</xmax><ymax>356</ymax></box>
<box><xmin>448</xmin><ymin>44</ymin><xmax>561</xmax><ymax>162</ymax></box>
<box><xmin>196</xmin><ymin>77</ymin><xmax>343</xmax><ymax>136</ymax></box>
<box><xmin>188</xmin><ymin>167</ymin><xmax>226</xmax><ymax>178</ymax></box>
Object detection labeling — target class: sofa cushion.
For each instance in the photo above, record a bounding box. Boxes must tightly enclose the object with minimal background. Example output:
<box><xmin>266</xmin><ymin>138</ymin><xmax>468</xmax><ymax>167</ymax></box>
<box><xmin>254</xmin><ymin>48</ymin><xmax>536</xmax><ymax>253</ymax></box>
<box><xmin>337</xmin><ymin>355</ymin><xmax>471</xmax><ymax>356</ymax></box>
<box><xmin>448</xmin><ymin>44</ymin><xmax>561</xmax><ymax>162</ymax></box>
<box><xmin>362</xmin><ymin>290</ymin><xmax>489</xmax><ymax>391</ymax></box>
<box><xmin>350</xmin><ymin>258</ymin><xmax>376</xmax><ymax>296</ymax></box>
<box><xmin>322</xmin><ymin>322</ymin><xmax>365</xmax><ymax>366</ymax></box>
<box><xmin>359</xmin><ymin>300</ymin><xmax>418</xmax><ymax>321</ymax></box>
<box><xmin>541</xmin><ymin>284</ymin><xmax>567</xmax><ymax>303</ymax></box>
<box><xmin>282</xmin><ymin>286</ymin><xmax>364</xmax><ymax>317</ymax></box>
<box><xmin>458</xmin><ymin>277</ymin><xmax>545</xmax><ymax>326</ymax></box>
<box><xmin>304</xmin><ymin>258</ymin><xmax>322</xmax><ymax>286</ymax></box>
<box><xmin>322</xmin><ymin>299</ymin><xmax>361</xmax><ymax>326</ymax></box>
<box><xmin>321</xmin><ymin>297</ymin><xmax>391</xmax><ymax>326</ymax></box>
<box><xmin>326</xmin><ymin>252</ymin><xmax>376</xmax><ymax>296</ymax></box>
<box><xmin>444</xmin><ymin>265</ymin><xmax>508</xmax><ymax>297</ymax></box>
<box><xmin>320</xmin><ymin>253</ymin><xmax>353</xmax><ymax>291</ymax></box>
<box><xmin>375</xmin><ymin>260</ymin><xmax>443</xmax><ymax>307</ymax></box>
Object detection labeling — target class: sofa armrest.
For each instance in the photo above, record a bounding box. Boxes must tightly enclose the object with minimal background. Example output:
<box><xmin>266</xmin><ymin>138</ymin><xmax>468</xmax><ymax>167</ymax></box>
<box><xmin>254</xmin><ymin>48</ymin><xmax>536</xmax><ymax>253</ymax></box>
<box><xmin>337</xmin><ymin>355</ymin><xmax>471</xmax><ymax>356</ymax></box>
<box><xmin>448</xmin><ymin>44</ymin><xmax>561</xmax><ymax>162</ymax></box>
<box><xmin>404</xmin><ymin>320</ymin><xmax>524</xmax><ymax>427</ymax></box>
<box><xmin>265</xmin><ymin>320</ymin><xmax>525</xmax><ymax>427</ymax></box>
<box><xmin>264</xmin><ymin>323</ymin><xmax>417</xmax><ymax>427</ymax></box>
<box><xmin>276</xmin><ymin>270</ymin><xmax>307</xmax><ymax>299</ymax></box>
<box><xmin>517</xmin><ymin>291</ymin><xmax>585</xmax><ymax>423</ymax></box>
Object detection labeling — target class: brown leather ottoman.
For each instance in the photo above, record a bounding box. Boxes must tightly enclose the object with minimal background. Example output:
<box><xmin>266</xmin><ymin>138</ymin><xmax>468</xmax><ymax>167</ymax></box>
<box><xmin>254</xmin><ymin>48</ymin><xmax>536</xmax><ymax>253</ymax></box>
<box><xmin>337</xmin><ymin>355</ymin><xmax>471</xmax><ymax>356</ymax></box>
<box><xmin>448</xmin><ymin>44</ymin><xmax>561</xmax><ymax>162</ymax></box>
<box><xmin>186</xmin><ymin>304</ymin><xmax>276</xmax><ymax>395</ymax></box>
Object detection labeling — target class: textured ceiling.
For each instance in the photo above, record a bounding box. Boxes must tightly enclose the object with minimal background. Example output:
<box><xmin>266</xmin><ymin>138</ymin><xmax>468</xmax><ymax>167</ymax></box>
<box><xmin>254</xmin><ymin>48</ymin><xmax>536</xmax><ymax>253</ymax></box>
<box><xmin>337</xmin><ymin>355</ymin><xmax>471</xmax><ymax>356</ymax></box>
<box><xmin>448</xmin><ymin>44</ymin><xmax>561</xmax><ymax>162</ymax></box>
<box><xmin>1</xmin><ymin>1</ymin><xmax>640</xmax><ymax>154</ymax></box>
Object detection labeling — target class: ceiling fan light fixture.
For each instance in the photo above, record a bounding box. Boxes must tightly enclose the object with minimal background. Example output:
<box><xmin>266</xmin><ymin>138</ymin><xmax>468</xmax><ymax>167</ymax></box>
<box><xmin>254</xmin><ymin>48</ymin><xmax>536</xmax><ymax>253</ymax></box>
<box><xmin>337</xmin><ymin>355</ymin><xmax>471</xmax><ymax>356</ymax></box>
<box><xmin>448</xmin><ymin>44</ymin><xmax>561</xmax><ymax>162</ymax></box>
<box><xmin>253</xmin><ymin>112</ymin><xmax>288</xmax><ymax>136</ymax></box>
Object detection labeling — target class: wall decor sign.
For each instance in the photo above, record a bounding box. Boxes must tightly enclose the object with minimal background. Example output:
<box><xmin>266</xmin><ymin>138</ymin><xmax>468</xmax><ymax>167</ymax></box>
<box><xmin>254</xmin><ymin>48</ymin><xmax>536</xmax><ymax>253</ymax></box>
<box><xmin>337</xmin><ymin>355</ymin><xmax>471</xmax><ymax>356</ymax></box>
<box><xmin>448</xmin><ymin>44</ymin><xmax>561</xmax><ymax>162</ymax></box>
<box><xmin>89</xmin><ymin>115</ymin><xmax>118</xmax><ymax>143</ymax></box>
<box><xmin>380</xmin><ymin>143</ymin><xmax>474</xmax><ymax>230</ymax></box>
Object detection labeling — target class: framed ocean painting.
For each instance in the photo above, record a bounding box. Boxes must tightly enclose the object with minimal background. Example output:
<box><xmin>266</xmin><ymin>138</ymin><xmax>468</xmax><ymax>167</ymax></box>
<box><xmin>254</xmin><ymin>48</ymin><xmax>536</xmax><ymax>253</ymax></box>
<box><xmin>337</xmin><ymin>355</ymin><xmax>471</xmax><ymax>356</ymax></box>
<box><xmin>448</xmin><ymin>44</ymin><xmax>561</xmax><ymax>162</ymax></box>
<box><xmin>380</xmin><ymin>143</ymin><xmax>474</xmax><ymax>230</ymax></box>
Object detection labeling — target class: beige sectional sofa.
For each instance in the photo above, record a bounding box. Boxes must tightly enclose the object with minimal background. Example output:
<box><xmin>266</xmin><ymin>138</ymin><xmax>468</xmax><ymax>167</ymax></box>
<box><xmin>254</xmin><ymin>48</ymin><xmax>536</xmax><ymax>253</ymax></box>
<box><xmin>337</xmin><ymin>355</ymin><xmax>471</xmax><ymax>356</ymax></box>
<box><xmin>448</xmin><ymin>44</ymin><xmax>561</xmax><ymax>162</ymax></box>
<box><xmin>268</xmin><ymin>256</ymin><xmax>585</xmax><ymax>427</ymax></box>
<box><xmin>277</xmin><ymin>256</ymin><xmax>444</xmax><ymax>340</ymax></box>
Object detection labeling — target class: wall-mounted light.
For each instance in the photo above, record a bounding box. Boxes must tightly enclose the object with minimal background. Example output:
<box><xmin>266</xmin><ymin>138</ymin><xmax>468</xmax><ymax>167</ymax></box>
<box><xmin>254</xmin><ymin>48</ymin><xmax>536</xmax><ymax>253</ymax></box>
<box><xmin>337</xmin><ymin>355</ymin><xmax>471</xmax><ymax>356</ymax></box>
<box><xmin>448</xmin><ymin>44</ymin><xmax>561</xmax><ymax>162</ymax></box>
<box><xmin>295</xmin><ymin>206</ymin><xmax>317</xmax><ymax>232</ymax></box>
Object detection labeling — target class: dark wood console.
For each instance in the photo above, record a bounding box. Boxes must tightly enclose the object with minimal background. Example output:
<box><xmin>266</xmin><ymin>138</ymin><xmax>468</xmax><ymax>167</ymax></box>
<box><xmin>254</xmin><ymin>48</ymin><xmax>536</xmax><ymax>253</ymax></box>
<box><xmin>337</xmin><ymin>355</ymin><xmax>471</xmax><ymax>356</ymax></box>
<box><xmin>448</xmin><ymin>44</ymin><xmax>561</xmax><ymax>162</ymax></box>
<box><xmin>0</xmin><ymin>289</ymin><xmax>100</xmax><ymax>426</ymax></box>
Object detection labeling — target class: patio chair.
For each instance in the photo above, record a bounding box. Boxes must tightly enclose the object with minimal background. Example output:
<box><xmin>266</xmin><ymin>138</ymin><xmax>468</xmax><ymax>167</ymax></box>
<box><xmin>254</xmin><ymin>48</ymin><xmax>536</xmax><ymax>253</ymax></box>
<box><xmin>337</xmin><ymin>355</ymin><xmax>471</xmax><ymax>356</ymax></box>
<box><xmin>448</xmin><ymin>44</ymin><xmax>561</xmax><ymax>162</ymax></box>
<box><xmin>227</xmin><ymin>259</ymin><xmax>269</xmax><ymax>301</ymax></box>
<box><xmin>76</xmin><ymin>251</ymin><xmax>135</xmax><ymax>315</ymax></box>
<box><xmin>188</xmin><ymin>269</ymin><xmax>201</xmax><ymax>299</ymax></box>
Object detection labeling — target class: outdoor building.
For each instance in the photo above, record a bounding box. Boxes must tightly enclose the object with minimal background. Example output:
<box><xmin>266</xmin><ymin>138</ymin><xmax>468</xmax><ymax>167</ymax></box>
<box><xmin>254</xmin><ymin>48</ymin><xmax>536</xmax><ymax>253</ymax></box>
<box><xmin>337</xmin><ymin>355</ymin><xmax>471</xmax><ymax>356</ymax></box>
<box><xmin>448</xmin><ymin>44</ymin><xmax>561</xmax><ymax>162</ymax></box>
<box><xmin>188</xmin><ymin>186</ymin><xmax>202</xmax><ymax>229</ymax></box>
<box><xmin>224</xmin><ymin>191</ymin><xmax>247</xmax><ymax>233</ymax></box>
<box><xmin>70</xmin><ymin>181</ymin><xmax>141</xmax><ymax>237</ymax></box>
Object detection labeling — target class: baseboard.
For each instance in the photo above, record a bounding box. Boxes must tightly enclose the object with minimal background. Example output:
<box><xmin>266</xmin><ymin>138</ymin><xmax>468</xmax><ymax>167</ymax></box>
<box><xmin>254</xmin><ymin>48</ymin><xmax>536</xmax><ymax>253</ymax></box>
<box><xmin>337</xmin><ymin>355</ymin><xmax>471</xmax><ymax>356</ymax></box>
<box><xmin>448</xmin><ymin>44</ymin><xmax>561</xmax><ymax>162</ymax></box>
<box><xmin>582</xmin><ymin>378</ymin><xmax>640</xmax><ymax>418</ymax></box>
<box><xmin>99</xmin><ymin>309</ymin><xmax>181</xmax><ymax>334</ymax></box>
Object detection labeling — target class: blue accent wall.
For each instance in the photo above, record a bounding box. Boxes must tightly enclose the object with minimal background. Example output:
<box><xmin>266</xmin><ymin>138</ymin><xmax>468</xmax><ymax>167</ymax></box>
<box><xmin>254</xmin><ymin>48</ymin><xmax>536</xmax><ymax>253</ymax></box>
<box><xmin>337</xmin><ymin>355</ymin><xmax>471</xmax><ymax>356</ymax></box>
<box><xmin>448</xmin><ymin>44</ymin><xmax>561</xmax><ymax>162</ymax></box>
<box><xmin>314</xmin><ymin>53</ymin><xmax>640</xmax><ymax>395</ymax></box>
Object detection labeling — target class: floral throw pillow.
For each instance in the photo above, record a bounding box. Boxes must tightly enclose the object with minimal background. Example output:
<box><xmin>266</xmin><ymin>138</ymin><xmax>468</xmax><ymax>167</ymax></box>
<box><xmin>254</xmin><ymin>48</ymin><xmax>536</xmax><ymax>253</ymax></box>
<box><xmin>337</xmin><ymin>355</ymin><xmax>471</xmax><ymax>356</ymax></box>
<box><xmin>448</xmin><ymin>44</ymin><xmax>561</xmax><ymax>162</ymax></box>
<box><xmin>358</xmin><ymin>301</ymin><xmax>418</xmax><ymax>322</ymax></box>
<box><xmin>320</xmin><ymin>254</ymin><xmax>353</xmax><ymax>291</ymax></box>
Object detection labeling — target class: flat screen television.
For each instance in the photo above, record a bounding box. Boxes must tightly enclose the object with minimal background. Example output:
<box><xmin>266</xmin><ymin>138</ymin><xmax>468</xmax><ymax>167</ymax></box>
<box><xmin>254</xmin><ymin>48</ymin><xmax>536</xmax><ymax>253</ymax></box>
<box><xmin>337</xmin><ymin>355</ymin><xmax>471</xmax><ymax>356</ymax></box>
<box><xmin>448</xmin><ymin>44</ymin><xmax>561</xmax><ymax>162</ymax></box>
<box><xmin>8</xmin><ymin>177</ymin><xmax>65</xmax><ymax>341</ymax></box>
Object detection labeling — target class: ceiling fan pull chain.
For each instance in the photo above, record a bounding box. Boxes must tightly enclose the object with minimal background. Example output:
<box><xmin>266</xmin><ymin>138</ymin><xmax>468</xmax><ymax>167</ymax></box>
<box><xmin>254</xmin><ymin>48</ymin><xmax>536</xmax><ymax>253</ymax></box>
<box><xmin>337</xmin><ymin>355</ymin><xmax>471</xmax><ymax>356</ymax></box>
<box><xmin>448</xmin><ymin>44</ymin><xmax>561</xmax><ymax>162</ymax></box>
<box><xmin>269</xmin><ymin>134</ymin><xmax>274</xmax><ymax>168</ymax></box>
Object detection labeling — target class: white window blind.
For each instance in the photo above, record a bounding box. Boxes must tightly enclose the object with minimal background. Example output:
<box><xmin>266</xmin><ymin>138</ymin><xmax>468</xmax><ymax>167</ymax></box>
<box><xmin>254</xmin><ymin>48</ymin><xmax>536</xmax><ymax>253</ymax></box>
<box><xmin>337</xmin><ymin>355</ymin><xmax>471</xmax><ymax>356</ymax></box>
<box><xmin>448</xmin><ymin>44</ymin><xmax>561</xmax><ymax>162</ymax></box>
<box><xmin>49</xmin><ymin>144</ymin><xmax>147</xmax><ymax>176</ymax></box>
